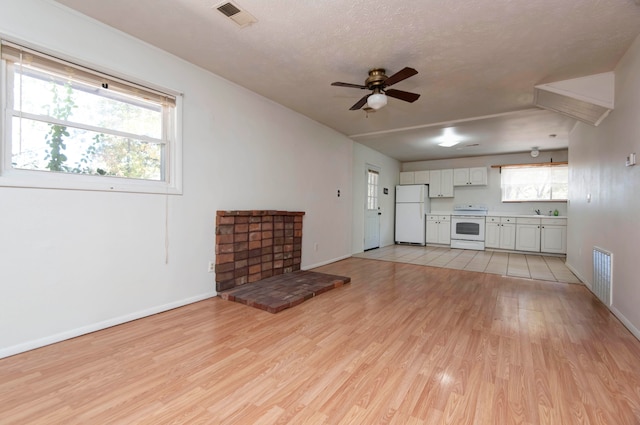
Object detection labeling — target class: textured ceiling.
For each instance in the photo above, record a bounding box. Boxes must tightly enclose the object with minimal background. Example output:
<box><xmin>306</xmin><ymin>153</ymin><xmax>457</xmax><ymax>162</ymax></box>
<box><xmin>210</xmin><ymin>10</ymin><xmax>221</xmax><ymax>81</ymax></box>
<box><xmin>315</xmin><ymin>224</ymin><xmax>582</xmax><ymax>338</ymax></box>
<box><xmin>54</xmin><ymin>0</ymin><xmax>640</xmax><ymax>161</ymax></box>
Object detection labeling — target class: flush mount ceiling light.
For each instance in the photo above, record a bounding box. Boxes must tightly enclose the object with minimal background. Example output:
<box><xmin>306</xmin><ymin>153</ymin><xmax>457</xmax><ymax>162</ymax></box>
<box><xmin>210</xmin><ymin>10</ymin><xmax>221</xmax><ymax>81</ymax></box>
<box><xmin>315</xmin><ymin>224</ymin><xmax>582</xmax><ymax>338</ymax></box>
<box><xmin>437</xmin><ymin>127</ymin><xmax>465</xmax><ymax>147</ymax></box>
<box><xmin>367</xmin><ymin>90</ymin><xmax>387</xmax><ymax>110</ymax></box>
<box><xmin>531</xmin><ymin>147</ymin><xmax>540</xmax><ymax>157</ymax></box>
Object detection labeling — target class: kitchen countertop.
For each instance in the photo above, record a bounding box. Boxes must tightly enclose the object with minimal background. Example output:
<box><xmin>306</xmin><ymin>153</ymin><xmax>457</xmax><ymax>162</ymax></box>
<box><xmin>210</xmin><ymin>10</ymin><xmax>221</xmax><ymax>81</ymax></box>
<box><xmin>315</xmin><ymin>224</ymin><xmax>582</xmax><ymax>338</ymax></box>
<box><xmin>429</xmin><ymin>211</ymin><xmax>567</xmax><ymax>219</ymax></box>
<box><xmin>485</xmin><ymin>213</ymin><xmax>567</xmax><ymax>219</ymax></box>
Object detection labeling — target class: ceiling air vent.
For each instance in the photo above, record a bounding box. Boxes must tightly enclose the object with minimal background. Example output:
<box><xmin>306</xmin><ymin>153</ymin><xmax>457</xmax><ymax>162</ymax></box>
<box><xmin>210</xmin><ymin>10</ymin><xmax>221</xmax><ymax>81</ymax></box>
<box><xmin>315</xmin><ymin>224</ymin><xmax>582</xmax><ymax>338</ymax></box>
<box><xmin>215</xmin><ymin>1</ymin><xmax>257</xmax><ymax>28</ymax></box>
<box><xmin>534</xmin><ymin>72</ymin><xmax>614</xmax><ymax>126</ymax></box>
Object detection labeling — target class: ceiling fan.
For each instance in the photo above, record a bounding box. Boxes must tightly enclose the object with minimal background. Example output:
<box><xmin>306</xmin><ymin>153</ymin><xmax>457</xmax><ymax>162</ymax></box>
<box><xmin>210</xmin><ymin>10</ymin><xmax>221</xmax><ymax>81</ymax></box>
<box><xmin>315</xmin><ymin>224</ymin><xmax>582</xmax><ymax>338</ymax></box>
<box><xmin>331</xmin><ymin>67</ymin><xmax>420</xmax><ymax>111</ymax></box>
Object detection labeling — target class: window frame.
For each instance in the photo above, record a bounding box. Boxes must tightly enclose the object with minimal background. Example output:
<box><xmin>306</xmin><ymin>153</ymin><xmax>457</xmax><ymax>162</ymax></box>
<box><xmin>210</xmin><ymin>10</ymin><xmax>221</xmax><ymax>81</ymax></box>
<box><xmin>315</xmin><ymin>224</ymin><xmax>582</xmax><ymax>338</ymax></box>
<box><xmin>500</xmin><ymin>163</ymin><xmax>568</xmax><ymax>203</ymax></box>
<box><xmin>366</xmin><ymin>168</ymin><xmax>379</xmax><ymax>211</ymax></box>
<box><xmin>0</xmin><ymin>39</ymin><xmax>183</xmax><ymax>195</ymax></box>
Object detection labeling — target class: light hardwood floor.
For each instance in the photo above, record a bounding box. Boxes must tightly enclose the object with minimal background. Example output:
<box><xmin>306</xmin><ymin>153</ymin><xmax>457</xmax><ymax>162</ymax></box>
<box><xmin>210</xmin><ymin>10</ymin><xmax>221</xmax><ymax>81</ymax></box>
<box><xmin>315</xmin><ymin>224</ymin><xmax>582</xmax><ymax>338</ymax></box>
<box><xmin>2</xmin><ymin>258</ymin><xmax>639</xmax><ymax>424</ymax></box>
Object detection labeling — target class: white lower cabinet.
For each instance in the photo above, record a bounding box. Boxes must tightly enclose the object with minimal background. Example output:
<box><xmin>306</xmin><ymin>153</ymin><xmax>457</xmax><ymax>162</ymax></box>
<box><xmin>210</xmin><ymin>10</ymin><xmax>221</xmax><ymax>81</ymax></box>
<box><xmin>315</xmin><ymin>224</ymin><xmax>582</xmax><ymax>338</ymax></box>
<box><xmin>426</xmin><ymin>215</ymin><xmax>451</xmax><ymax>245</ymax></box>
<box><xmin>485</xmin><ymin>216</ymin><xmax>516</xmax><ymax>250</ymax></box>
<box><xmin>486</xmin><ymin>216</ymin><xmax>567</xmax><ymax>254</ymax></box>
<box><xmin>541</xmin><ymin>219</ymin><xmax>567</xmax><ymax>254</ymax></box>
<box><xmin>515</xmin><ymin>218</ymin><xmax>541</xmax><ymax>252</ymax></box>
<box><xmin>485</xmin><ymin>220</ymin><xmax>500</xmax><ymax>248</ymax></box>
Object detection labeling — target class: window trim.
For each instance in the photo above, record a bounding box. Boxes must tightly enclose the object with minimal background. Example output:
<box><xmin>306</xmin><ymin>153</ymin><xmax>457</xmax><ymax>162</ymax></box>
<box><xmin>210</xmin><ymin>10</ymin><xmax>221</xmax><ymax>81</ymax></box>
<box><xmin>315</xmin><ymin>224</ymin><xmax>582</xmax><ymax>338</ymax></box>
<box><xmin>0</xmin><ymin>38</ymin><xmax>183</xmax><ymax>195</ymax></box>
<box><xmin>366</xmin><ymin>168</ymin><xmax>379</xmax><ymax>211</ymax></box>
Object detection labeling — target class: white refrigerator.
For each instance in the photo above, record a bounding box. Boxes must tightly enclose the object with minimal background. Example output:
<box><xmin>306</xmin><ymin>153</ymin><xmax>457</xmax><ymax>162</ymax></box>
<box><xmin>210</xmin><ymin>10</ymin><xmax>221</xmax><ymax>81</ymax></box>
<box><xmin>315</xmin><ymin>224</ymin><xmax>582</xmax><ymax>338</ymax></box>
<box><xmin>395</xmin><ymin>184</ymin><xmax>430</xmax><ymax>245</ymax></box>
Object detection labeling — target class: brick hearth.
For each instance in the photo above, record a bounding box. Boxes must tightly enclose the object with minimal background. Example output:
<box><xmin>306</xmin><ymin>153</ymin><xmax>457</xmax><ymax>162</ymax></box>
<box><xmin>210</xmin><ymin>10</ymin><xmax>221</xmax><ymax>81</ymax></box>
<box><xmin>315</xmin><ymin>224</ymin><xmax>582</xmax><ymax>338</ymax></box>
<box><xmin>215</xmin><ymin>210</ymin><xmax>304</xmax><ymax>292</ymax></box>
<box><xmin>219</xmin><ymin>270</ymin><xmax>351</xmax><ymax>313</ymax></box>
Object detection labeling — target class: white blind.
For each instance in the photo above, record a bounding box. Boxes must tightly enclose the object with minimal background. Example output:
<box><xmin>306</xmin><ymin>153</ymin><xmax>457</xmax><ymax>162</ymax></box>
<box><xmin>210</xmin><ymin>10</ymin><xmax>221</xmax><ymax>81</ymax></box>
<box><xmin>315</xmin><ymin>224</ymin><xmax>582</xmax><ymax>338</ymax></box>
<box><xmin>501</xmin><ymin>164</ymin><xmax>568</xmax><ymax>201</ymax></box>
<box><xmin>1</xmin><ymin>40</ymin><xmax>176</xmax><ymax>107</ymax></box>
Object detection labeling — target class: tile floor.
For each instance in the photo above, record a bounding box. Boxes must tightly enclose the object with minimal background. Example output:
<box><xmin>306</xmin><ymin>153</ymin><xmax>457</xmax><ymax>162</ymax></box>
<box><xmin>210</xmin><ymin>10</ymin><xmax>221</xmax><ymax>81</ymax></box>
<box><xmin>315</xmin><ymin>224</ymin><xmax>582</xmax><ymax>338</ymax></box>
<box><xmin>354</xmin><ymin>244</ymin><xmax>581</xmax><ymax>284</ymax></box>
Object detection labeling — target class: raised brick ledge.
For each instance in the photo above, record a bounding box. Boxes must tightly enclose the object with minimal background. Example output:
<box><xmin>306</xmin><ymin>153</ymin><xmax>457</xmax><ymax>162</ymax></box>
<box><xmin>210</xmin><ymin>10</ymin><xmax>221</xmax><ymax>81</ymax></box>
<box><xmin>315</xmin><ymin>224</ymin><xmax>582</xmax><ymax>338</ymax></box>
<box><xmin>217</xmin><ymin>210</ymin><xmax>305</xmax><ymax>217</ymax></box>
<box><xmin>218</xmin><ymin>270</ymin><xmax>351</xmax><ymax>313</ymax></box>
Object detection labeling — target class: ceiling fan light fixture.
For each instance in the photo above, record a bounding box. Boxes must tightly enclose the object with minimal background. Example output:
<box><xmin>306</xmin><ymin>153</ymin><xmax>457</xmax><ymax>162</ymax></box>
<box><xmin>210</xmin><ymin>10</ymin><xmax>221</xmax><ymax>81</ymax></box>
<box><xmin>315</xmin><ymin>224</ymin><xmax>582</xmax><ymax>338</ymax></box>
<box><xmin>332</xmin><ymin>67</ymin><xmax>419</xmax><ymax>111</ymax></box>
<box><xmin>367</xmin><ymin>93</ymin><xmax>387</xmax><ymax>110</ymax></box>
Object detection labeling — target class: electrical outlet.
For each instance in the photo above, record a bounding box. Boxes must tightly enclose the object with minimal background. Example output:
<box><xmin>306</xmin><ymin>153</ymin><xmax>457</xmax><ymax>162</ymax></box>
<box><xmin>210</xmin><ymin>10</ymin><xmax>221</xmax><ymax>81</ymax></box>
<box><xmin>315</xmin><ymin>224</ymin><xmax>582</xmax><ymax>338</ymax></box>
<box><xmin>208</xmin><ymin>261</ymin><xmax>215</xmax><ymax>273</ymax></box>
<box><xmin>314</xmin><ymin>243</ymin><xmax>319</xmax><ymax>251</ymax></box>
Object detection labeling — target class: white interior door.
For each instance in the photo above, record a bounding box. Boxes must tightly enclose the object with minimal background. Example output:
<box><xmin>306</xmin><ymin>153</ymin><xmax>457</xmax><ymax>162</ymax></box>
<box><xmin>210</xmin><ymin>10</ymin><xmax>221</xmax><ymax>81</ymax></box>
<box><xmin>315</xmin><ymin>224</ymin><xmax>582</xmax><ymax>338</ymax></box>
<box><xmin>364</xmin><ymin>166</ymin><xmax>380</xmax><ymax>251</ymax></box>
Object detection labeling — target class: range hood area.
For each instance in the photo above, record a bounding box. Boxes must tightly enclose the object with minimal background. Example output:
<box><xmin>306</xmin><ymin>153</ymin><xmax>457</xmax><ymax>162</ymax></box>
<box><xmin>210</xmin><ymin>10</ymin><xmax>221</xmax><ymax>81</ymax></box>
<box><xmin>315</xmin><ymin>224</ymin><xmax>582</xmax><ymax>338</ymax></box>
<box><xmin>534</xmin><ymin>72</ymin><xmax>615</xmax><ymax>126</ymax></box>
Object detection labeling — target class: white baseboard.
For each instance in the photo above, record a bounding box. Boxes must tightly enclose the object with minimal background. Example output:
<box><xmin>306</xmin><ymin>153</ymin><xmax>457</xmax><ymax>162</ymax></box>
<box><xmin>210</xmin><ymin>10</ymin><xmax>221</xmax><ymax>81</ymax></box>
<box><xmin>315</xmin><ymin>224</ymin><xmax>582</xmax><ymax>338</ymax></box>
<box><xmin>564</xmin><ymin>261</ymin><xmax>589</xmax><ymax>287</ymax></box>
<box><xmin>564</xmin><ymin>262</ymin><xmax>640</xmax><ymax>342</ymax></box>
<box><xmin>0</xmin><ymin>292</ymin><xmax>216</xmax><ymax>359</ymax></box>
<box><xmin>302</xmin><ymin>254</ymin><xmax>352</xmax><ymax>271</ymax></box>
<box><xmin>611</xmin><ymin>306</ymin><xmax>640</xmax><ymax>341</ymax></box>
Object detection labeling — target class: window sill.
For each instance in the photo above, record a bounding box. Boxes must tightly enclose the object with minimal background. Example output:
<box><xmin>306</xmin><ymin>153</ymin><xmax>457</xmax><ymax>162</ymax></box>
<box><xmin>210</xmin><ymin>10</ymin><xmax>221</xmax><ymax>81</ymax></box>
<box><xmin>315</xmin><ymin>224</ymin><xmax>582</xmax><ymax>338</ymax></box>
<box><xmin>0</xmin><ymin>169</ymin><xmax>182</xmax><ymax>195</ymax></box>
<box><xmin>502</xmin><ymin>200</ymin><xmax>567</xmax><ymax>203</ymax></box>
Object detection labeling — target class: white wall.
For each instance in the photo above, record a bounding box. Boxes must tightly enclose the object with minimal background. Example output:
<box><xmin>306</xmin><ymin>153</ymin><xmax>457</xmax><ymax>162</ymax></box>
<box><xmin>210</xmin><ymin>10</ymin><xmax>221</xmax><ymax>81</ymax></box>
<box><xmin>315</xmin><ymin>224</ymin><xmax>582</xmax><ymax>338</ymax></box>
<box><xmin>403</xmin><ymin>150</ymin><xmax>569</xmax><ymax>216</ymax></box>
<box><xmin>0</xmin><ymin>0</ymin><xmax>354</xmax><ymax>358</ymax></box>
<box><xmin>351</xmin><ymin>143</ymin><xmax>400</xmax><ymax>253</ymax></box>
<box><xmin>567</xmin><ymin>34</ymin><xmax>640</xmax><ymax>338</ymax></box>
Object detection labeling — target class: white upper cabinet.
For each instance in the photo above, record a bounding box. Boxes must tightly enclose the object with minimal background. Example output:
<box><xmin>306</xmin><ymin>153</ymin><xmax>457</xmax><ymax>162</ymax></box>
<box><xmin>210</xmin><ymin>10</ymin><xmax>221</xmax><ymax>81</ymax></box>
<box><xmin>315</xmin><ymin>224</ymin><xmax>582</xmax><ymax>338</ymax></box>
<box><xmin>399</xmin><ymin>171</ymin><xmax>415</xmax><ymax>185</ymax></box>
<box><xmin>469</xmin><ymin>167</ymin><xmax>488</xmax><ymax>185</ymax></box>
<box><xmin>453</xmin><ymin>167</ymin><xmax>487</xmax><ymax>186</ymax></box>
<box><xmin>453</xmin><ymin>168</ymin><xmax>469</xmax><ymax>186</ymax></box>
<box><xmin>429</xmin><ymin>169</ymin><xmax>454</xmax><ymax>198</ymax></box>
<box><xmin>400</xmin><ymin>170</ymin><xmax>429</xmax><ymax>185</ymax></box>
<box><xmin>414</xmin><ymin>170</ymin><xmax>429</xmax><ymax>184</ymax></box>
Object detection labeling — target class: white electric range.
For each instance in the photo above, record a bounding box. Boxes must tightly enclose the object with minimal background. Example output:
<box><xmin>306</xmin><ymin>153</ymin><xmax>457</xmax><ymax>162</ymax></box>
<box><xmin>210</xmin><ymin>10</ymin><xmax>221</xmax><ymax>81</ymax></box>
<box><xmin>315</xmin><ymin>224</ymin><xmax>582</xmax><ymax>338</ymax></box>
<box><xmin>450</xmin><ymin>205</ymin><xmax>488</xmax><ymax>250</ymax></box>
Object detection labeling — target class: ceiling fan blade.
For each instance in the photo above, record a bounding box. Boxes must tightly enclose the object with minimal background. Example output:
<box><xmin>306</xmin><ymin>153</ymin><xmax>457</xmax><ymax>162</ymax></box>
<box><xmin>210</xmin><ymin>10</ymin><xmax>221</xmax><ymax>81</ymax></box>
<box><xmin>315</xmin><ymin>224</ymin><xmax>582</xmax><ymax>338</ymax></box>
<box><xmin>384</xmin><ymin>67</ymin><xmax>418</xmax><ymax>87</ymax></box>
<box><xmin>331</xmin><ymin>82</ymin><xmax>368</xmax><ymax>89</ymax></box>
<box><xmin>349</xmin><ymin>94</ymin><xmax>370</xmax><ymax>110</ymax></box>
<box><xmin>385</xmin><ymin>89</ymin><xmax>420</xmax><ymax>103</ymax></box>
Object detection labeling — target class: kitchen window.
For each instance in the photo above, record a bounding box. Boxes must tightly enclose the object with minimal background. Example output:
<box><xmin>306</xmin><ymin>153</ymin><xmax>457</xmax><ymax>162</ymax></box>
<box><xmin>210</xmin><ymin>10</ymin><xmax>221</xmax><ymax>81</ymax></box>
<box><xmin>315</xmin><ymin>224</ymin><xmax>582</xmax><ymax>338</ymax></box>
<box><xmin>501</xmin><ymin>163</ymin><xmax>568</xmax><ymax>202</ymax></box>
<box><xmin>0</xmin><ymin>40</ymin><xmax>182</xmax><ymax>194</ymax></box>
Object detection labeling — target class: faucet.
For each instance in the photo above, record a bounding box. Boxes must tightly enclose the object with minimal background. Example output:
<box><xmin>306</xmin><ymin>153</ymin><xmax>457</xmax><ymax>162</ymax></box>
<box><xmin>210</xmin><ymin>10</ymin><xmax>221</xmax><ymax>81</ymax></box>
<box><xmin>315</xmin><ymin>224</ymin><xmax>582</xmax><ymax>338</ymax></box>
<box><xmin>534</xmin><ymin>209</ymin><xmax>541</xmax><ymax>215</ymax></box>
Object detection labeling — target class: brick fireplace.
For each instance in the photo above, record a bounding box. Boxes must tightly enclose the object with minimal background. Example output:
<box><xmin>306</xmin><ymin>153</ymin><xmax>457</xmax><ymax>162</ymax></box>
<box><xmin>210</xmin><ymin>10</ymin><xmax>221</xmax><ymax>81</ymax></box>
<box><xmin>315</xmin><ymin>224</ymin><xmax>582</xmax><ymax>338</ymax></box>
<box><xmin>215</xmin><ymin>210</ymin><xmax>304</xmax><ymax>292</ymax></box>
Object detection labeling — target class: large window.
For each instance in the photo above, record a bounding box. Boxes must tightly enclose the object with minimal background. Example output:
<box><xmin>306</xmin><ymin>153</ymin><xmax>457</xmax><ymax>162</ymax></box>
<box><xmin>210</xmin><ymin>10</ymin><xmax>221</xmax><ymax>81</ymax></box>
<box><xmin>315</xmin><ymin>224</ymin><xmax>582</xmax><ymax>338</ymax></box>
<box><xmin>1</xmin><ymin>40</ymin><xmax>182</xmax><ymax>193</ymax></box>
<box><xmin>501</xmin><ymin>164</ymin><xmax>568</xmax><ymax>202</ymax></box>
